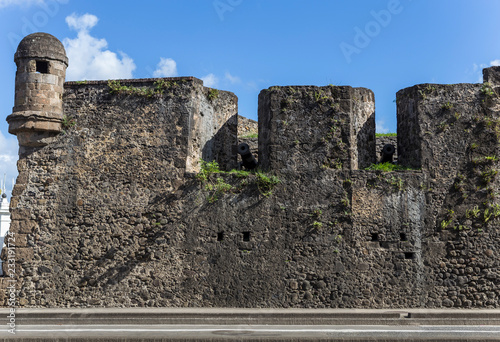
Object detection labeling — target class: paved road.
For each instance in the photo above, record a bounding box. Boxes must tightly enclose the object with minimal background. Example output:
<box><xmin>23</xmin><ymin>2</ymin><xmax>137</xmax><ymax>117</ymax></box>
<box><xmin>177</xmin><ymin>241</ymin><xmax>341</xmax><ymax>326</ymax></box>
<box><xmin>2</xmin><ymin>308</ymin><xmax>500</xmax><ymax>341</ymax></box>
<box><xmin>2</xmin><ymin>324</ymin><xmax>500</xmax><ymax>341</ymax></box>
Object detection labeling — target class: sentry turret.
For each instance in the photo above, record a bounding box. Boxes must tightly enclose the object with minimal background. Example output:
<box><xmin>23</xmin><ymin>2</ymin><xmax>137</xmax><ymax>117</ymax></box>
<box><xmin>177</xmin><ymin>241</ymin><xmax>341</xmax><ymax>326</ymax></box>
<box><xmin>6</xmin><ymin>32</ymin><xmax>68</xmax><ymax>148</ymax></box>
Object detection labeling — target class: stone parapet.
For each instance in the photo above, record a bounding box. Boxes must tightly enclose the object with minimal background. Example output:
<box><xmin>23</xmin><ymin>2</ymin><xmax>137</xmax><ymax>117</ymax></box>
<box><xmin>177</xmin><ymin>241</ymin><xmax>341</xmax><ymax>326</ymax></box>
<box><xmin>258</xmin><ymin>85</ymin><xmax>375</xmax><ymax>173</ymax></box>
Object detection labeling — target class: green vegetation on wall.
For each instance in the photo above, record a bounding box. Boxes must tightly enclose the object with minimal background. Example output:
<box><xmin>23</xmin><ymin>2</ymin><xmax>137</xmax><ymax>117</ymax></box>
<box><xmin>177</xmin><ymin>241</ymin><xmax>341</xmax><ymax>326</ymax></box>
<box><xmin>196</xmin><ymin>160</ymin><xmax>280</xmax><ymax>201</ymax></box>
<box><xmin>108</xmin><ymin>79</ymin><xmax>179</xmax><ymax>97</ymax></box>
<box><xmin>375</xmin><ymin>133</ymin><xmax>397</xmax><ymax>138</ymax></box>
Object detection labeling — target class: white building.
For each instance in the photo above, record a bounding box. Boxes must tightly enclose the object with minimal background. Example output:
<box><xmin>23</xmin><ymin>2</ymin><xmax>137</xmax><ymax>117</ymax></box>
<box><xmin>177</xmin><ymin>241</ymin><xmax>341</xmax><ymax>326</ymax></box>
<box><xmin>0</xmin><ymin>193</ymin><xmax>10</xmax><ymax>234</ymax></box>
<box><xmin>0</xmin><ymin>193</ymin><xmax>10</xmax><ymax>275</ymax></box>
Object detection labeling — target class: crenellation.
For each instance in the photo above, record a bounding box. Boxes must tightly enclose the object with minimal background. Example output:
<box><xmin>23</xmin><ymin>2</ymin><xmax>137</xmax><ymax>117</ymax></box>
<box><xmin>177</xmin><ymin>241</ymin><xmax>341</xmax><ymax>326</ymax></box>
<box><xmin>1</xmin><ymin>32</ymin><xmax>499</xmax><ymax>309</ymax></box>
<box><xmin>483</xmin><ymin>66</ymin><xmax>500</xmax><ymax>87</ymax></box>
<box><xmin>258</xmin><ymin>85</ymin><xmax>375</xmax><ymax>173</ymax></box>
<box><xmin>399</xmin><ymin>84</ymin><xmax>476</xmax><ymax>172</ymax></box>
<box><xmin>351</xmin><ymin>87</ymin><xmax>376</xmax><ymax>169</ymax></box>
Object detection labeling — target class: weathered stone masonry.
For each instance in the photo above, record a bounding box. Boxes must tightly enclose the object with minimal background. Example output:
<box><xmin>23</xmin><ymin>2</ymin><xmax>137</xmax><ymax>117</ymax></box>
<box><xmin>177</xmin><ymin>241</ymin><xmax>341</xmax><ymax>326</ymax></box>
<box><xmin>1</xmin><ymin>32</ymin><xmax>499</xmax><ymax>308</ymax></box>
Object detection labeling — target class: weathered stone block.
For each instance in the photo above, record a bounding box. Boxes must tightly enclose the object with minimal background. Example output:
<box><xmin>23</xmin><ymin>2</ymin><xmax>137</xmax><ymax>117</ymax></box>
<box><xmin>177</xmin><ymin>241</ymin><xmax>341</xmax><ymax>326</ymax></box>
<box><xmin>13</xmin><ymin>248</ymin><xmax>33</xmax><ymax>262</ymax></box>
<box><xmin>258</xmin><ymin>85</ymin><xmax>375</xmax><ymax>173</ymax></box>
<box><xmin>13</xmin><ymin>234</ymin><xmax>28</xmax><ymax>247</ymax></box>
<box><xmin>9</xmin><ymin>209</ymin><xmax>30</xmax><ymax>221</ymax></box>
<box><xmin>8</xmin><ymin>220</ymin><xmax>37</xmax><ymax>234</ymax></box>
<box><xmin>397</xmin><ymin>83</ymin><xmax>484</xmax><ymax>176</ymax></box>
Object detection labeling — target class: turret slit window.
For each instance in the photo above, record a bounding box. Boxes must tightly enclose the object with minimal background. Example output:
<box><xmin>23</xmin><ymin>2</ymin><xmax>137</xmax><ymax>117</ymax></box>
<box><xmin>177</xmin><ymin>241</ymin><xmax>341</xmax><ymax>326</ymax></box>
<box><xmin>217</xmin><ymin>232</ymin><xmax>224</xmax><ymax>241</ymax></box>
<box><xmin>36</xmin><ymin>60</ymin><xmax>49</xmax><ymax>74</ymax></box>
<box><xmin>243</xmin><ymin>232</ymin><xmax>250</xmax><ymax>241</ymax></box>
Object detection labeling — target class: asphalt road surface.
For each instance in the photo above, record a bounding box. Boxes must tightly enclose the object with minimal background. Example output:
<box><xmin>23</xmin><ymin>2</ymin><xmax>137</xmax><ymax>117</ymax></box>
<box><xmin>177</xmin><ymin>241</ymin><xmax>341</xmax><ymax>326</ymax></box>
<box><xmin>2</xmin><ymin>324</ymin><xmax>500</xmax><ymax>341</ymax></box>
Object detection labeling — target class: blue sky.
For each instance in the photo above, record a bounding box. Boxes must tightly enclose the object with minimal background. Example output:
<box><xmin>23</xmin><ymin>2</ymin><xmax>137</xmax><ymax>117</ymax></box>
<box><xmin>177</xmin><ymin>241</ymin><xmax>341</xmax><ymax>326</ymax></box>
<box><xmin>1</xmin><ymin>0</ymin><xmax>500</xmax><ymax>197</ymax></box>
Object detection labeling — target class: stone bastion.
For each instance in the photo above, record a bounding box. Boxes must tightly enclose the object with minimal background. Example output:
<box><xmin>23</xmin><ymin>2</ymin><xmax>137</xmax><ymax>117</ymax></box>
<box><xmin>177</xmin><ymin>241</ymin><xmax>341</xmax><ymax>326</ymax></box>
<box><xmin>1</xmin><ymin>32</ymin><xmax>499</xmax><ymax>309</ymax></box>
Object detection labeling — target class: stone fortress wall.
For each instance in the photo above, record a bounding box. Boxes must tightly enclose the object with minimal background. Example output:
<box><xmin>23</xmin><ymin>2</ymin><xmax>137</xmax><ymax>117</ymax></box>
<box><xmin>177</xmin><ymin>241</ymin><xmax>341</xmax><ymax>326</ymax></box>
<box><xmin>0</xmin><ymin>32</ymin><xmax>499</xmax><ymax>308</ymax></box>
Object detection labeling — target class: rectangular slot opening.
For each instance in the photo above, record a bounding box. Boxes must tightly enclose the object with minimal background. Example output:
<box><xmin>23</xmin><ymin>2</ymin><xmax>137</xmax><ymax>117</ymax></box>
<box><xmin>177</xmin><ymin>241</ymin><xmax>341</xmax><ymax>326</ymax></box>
<box><xmin>400</xmin><ymin>233</ymin><xmax>407</xmax><ymax>241</ymax></box>
<box><xmin>217</xmin><ymin>232</ymin><xmax>224</xmax><ymax>241</ymax></box>
<box><xmin>243</xmin><ymin>232</ymin><xmax>250</xmax><ymax>242</ymax></box>
<box><xmin>36</xmin><ymin>60</ymin><xmax>49</xmax><ymax>74</ymax></box>
<box><xmin>404</xmin><ymin>252</ymin><xmax>415</xmax><ymax>260</ymax></box>
<box><xmin>371</xmin><ymin>233</ymin><xmax>379</xmax><ymax>242</ymax></box>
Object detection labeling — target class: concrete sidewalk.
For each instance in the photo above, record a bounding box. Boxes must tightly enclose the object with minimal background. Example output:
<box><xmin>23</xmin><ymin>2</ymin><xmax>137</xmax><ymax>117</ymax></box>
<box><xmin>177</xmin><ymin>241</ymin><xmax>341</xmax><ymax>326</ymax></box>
<box><xmin>1</xmin><ymin>308</ymin><xmax>500</xmax><ymax>341</ymax></box>
<box><xmin>3</xmin><ymin>307</ymin><xmax>500</xmax><ymax>325</ymax></box>
<box><xmin>3</xmin><ymin>324</ymin><xmax>500</xmax><ymax>341</ymax></box>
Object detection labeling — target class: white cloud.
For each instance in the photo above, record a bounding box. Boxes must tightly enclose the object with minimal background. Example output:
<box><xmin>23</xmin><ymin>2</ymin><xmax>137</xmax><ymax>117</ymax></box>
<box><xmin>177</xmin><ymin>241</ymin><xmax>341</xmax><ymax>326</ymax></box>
<box><xmin>200</xmin><ymin>72</ymin><xmax>243</xmax><ymax>87</ymax></box>
<box><xmin>246</xmin><ymin>80</ymin><xmax>261</xmax><ymax>91</ymax></box>
<box><xmin>0</xmin><ymin>130</ymin><xmax>19</xmax><ymax>198</ymax></box>
<box><xmin>0</xmin><ymin>0</ymin><xmax>43</xmax><ymax>8</ymax></box>
<box><xmin>201</xmin><ymin>73</ymin><xmax>218</xmax><ymax>87</ymax></box>
<box><xmin>225</xmin><ymin>72</ymin><xmax>240</xmax><ymax>84</ymax></box>
<box><xmin>376</xmin><ymin>120</ymin><xmax>390</xmax><ymax>134</ymax></box>
<box><xmin>490</xmin><ymin>60</ymin><xmax>500</xmax><ymax>67</ymax></box>
<box><xmin>65</xmin><ymin>13</ymin><xmax>98</xmax><ymax>32</ymax></box>
<box><xmin>63</xmin><ymin>13</ymin><xmax>136</xmax><ymax>81</ymax></box>
<box><xmin>153</xmin><ymin>58</ymin><xmax>177</xmax><ymax>77</ymax></box>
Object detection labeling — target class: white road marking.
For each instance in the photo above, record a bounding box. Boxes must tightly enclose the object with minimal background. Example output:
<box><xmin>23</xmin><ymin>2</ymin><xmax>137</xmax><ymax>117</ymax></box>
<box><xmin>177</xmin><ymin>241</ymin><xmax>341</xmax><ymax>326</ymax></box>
<box><xmin>13</xmin><ymin>326</ymin><xmax>500</xmax><ymax>333</ymax></box>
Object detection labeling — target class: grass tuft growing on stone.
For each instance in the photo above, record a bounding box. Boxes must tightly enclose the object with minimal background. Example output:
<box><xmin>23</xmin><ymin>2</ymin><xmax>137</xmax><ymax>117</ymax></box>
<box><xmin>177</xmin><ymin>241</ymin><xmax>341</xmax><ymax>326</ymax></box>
<box><xmin>375</xmin><ymin>132</ymin><xmax>397</xmax><ymax>138</ymax></box>
<box><xmin>365</xmin><ymin>162</ymin><xmax>411</xmax><ymax>172</ymax></box>
<box><xmin>62</xmin><ymin>115</ymin><xmax>76</xmax><ymax>129</ymax></box>
<box><xmin>196</xmin><ymin>160</ymin><xmax>221</xmax><ymax>182</ymax></box>
<box><xmin>108</xmin><ymin>79</ymin><xmax>177</xmax><ymax>98</ymax></box>
<box><xmin>196</xmin><ymin>159</ymin><xmax>280</xmax><ymax>199</ymax></box>
<box><xmin>207</xmin><ymin>89</ymin><xmax>219</xmax><ymax>101</ymax></box>
<box><xmin>255</xmin><ymin>171</ymin><xmax>280</xmax><ymax>197</ymax></box>
<box><xmin>240</xmin><ymin>133</ymin><xmax>258</xmax><ymax>139</ymax></box>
